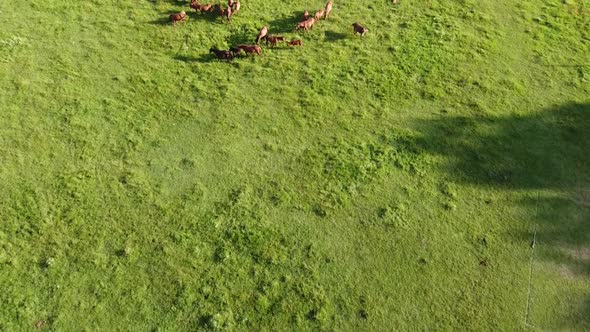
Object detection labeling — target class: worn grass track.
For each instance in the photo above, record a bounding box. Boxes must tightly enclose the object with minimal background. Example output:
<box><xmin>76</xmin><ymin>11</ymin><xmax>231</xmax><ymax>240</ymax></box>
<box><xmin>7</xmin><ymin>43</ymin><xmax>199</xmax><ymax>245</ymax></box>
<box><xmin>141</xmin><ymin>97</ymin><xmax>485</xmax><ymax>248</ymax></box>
<box><xmin>1</xmin><ymin>0</ymin><xmax>589</xmax><ymax>330</ymax></box>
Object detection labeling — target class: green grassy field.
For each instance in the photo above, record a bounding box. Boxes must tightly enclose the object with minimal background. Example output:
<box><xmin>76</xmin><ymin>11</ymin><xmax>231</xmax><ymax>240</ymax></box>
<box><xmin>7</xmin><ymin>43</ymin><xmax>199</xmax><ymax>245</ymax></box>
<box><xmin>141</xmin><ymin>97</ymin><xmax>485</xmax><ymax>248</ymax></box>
<box><xmin>1</xmin><ymin>0</ymin><xmax>589</xmax><ymax>330</ymax></box>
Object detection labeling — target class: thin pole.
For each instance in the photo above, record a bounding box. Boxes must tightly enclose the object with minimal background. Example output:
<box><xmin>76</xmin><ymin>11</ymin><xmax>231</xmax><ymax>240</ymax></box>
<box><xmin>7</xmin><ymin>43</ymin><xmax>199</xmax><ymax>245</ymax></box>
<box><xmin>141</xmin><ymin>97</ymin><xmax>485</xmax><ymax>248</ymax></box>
<box><xmin>524</xmin><ymin>193</ymin><xmax>540</xmax><ymax>328</ymax></box>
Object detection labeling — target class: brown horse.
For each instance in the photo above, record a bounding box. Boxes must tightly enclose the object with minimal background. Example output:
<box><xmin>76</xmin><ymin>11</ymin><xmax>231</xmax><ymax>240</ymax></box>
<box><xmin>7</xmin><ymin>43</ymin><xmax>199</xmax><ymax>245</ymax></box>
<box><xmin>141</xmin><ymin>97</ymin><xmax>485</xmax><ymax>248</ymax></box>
<box><xmin>209</xmin><ymin>48</ymin><xmax>233</xmax><ymax>61</ymax></box>
<box><xmin>232</xmin><ymin>0</ymin><xmax>240</xmax><ymax>13</ymax></box>
<box><xmin>296</xmin><ymin>18</ymin><xmax>315</xmax><ymax>31</ymax></box>
<box><xmin>238</xmin><ymin>44</ymin><xmax>262</xmax><ymax>55</ymax></box>
<box><xmin>199</xmin><ymin>4</ymin><xmax>212</xmax><ymax>12</ymax></box>
<box><xmin>303</xmin><ymin>10</ymin><xmax>310</xmax><ymax>20</ymax></box>
<box><xmin>225</xmin><ymin>5</ymin><xmax>232</xmax><ymax>21</ymax></box>
<box><xmin>314</xmin><ymin>9</ymin><xmax>325</xmax><ymax>20</ymax></box>
<box><xmin>352</xmin><ymin>22</ymin><xmax>368</xmax><ymax>37</ymax></box>
<box><xmin>255</xmin><ymin>26</ymin><xmax>268</xmax><ymax>44</ymax></box>
<box><xmin>169</xmin><ymin>11</ymin><xmax>187</xmax><ymax>23</ymax></box>
<box><xmin>325</xmin><ymin>1</ymin><xmax>333</xmax><ymax>19</ymax></box>
<box><xmin>287</xmin><ymin>39</ymin><xmax>303</xmax><ymax>47</ymax></box>
<box><xmin>266</xmin><ymin>36</ymin><xmax>285</xmax><ymax>47</ymax></box>
<box><xmin>191</xmin><ymin>1</ymin><xmax>212</xmax><ymax>13</ymax></box>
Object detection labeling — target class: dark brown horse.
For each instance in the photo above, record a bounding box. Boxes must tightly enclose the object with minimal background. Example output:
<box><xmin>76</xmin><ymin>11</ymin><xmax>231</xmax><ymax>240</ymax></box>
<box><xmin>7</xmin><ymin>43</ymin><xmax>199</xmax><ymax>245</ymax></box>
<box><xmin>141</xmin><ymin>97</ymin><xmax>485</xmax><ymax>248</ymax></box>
<box><xmin>210</xmin><ymin>48</ymin><xmax>233</xmax><ymax>61</ymax></box>
<box><xmin>212</xmin><ymin>4</ymin><xmax>225</xmax><ymax>16</ymax></box>
<box><xmin>190</xmin><ymin>0</ymin><xmax>200</xmax><ymax>11</ymax></box>
<box><xmin>352</xmin><ymin>22</ymin><xmax>368</xmax><ymax>37</ymax></box>
<box><xmin>287</xmin><ymin>39</ymin><xmax>303</xmax><ymax>47</ymax></box>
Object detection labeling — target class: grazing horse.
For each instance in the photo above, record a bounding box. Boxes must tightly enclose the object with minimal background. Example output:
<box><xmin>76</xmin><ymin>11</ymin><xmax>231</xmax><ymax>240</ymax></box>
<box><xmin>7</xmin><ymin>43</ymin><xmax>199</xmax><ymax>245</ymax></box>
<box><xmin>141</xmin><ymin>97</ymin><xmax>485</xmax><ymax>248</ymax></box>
<box><xmin>255</xmin><ymin>26</ymin><xmax>268</xmax><ymax>44</ymax></box>
<box><xmin>314</xmin><ymin>9</ymin><xmax>325</xmax><ymax>20</ymax></box>
<box><xmin>225</xmin><ymin>5</ymin><xmax>232</xmax><ymax>21</ymax></box>
<box><xmin>212</xmin><ymin>4</ymin><xmax>225</xmax><ymax>16</ymax></box>
<box><xmin>238</xmin><ymin>44</ymin><xmax>262</xmax><ymax>55</ymax></box>
<box><xmin>325</xmin><ymin>0</ymin><xmax>333</xmax><ymax>19</ymax></box>
<box><xmin>352</xmin><ymin>22</ymin><xmax>368</xmax><ymax>36</ymax></box>
<box><xmin>199</xmin><ymin>4</ymin><xmax>212</xmax><ymax>12</ymax></box>
<box><xmin>296</xmin><ymin>18</ymin><xmax>315</xmax><ymax>31</ymax></box>
<box><xmin>266</xmin><ymin>36</ymin><xmax>285</xmax><ymax>47</ymax></box>
<box><xmin>287</xmin><ymin>39</ymin><xmax>303</xmax><ymax>47</ymax></box>
<box><xmin>209</xmin><ymin>48</ymin><xmax>233</xmax><ymax>61</ymax></box>
<box><xmin>191</xmin><ymin>1</ymin><xmax>212</xmax><ymax>13</ymax></box>
<box><xmin>169</xmin><ymin>11</ymin><xmax>187</xmax><ymax>23</ymax></box>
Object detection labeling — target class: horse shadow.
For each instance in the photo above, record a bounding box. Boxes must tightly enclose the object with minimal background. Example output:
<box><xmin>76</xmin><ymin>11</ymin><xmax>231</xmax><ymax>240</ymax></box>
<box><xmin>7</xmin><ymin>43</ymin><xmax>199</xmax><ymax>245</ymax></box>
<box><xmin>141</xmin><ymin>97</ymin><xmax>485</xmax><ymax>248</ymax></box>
<box><xmin>227</xmin><ymin>29</ymin><xmax>255</xmax><ymax>46</ymax></box>
<box><xmin>155</xmin><ymin>0</ymin><xmax>187</xmax><ymax>5</ymax></box>
<box><xmin>148</xmin><ymin>17</ymin><xmax>173</xmax><ymax>26</ymax></box>
<box><xmin>173</xmin><ymin>54</ymin><xmax>214</xmax><ymax>63</ymax></box>
<box><xmin>187</xmin><ymin>10</ymin><xmax>220</xmax><ymax>23</ymax></box>
<box><xmin>145</xmin><ymin>0</ymin><xmax>188</xmax><ymax>4</ymax></box>
<box><xmin>324</xmin><ymin>30</ymin><xmax>347</xmax><ymax>41</ymax></box>
<box><xmin>268</xmin><ymin>12</ymin><xmax>303</xmax><ymax>34</ymax></box>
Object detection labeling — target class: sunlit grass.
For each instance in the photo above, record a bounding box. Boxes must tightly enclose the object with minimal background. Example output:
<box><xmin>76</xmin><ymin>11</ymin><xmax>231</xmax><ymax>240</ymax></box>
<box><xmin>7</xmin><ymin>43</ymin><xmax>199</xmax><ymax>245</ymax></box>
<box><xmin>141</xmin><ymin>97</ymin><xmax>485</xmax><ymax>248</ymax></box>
<box><xmin>0</xmin><ymin>0</ymin><xmax>589</xmax><ymax>329</ymax></box>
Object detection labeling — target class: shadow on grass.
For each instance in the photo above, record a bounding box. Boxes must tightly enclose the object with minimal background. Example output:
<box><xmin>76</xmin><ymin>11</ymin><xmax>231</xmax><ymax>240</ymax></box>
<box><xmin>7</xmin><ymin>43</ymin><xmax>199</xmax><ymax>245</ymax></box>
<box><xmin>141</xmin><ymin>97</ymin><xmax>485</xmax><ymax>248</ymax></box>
<box><xmin>413</xmin><ymin>102</ymin><xmax>590</xmax><ymax>325</ymax></box>
<box><xmin>145</xmin><ymin>0</ymin><xmax>190</xmax><ymax>5</ymax></box>
<box><xmin>263</xmin><ymin>45</ymin><xmax>291</xmax><ymax>51</ymax></box>
<box><xmin>269</xmin><ymin>12</ymin><xmax>303</xmax><ymax>34</ymax></box>
<box><xmin>173</xmin><ymin>54</ymin><xmax>213</xmax><ymax>63</ymax></box>
<box><xmin>149</xmin><ymin>17</ymin><xmax>174</xmax><ymax>26</ymax></box>
<box><xmin>324</xmin><ymin>30</ymin><xmax>347</xmax><ymax>41</ymax></box>
<box><xmin>414</xmin><ymin>103</ymin><xmax>590</xmax><ymax>190</ymax></box>
<box><xmin>187</xmin><ymin>10</ymin><xmax>220</xmax><ymax>23</ymax></box>
<box><xmin>227</xmin><ymin>29</ymin><xmax>255</xmax><ymax>46</ymax></box>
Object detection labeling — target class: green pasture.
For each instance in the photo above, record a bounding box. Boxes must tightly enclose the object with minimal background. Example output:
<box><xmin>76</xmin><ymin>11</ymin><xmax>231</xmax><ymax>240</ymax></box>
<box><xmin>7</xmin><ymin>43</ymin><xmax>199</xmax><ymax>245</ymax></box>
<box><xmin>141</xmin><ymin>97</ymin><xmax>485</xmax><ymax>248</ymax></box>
<box><xmin>0</xmin><ymin>0</ymin><xmax>589</xmax><ymax>329</ymax></box>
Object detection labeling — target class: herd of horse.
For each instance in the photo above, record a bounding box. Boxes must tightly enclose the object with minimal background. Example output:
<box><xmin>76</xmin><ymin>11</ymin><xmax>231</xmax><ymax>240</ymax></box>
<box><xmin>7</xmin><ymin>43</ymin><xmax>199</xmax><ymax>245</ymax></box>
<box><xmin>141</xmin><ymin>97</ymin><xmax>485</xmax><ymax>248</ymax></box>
<box><xmin>168</xmin><ymin>0</ymin><xmax>371</xmax><ymax>62</ymax></box>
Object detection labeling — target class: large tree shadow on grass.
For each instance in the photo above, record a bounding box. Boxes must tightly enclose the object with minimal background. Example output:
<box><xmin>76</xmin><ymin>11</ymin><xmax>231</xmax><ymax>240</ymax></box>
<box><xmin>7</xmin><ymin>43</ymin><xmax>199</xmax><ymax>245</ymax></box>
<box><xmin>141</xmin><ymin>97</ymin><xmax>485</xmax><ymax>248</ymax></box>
<box><xmin>414</xmin><ymin>102</ymin><xmax>590</xmax><ymax>327</ymax></box>
<box><xmin>415</xmin><ymin>102</ymin><xmax>590</xmax><ymax>247</ymax></box>
<box><xmin>416</xmin><ymin>103</ymin><xmax>589</xmax><ymax>190</ymax></box>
